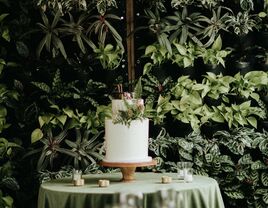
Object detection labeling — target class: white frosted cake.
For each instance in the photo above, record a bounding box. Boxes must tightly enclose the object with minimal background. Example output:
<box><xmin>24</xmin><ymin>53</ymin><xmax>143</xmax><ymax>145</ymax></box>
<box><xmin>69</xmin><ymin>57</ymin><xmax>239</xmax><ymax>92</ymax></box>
<box><xmin>103</xmin><ymin>99</ymin><xmax>152</xmax><ymax>163</ymax></box>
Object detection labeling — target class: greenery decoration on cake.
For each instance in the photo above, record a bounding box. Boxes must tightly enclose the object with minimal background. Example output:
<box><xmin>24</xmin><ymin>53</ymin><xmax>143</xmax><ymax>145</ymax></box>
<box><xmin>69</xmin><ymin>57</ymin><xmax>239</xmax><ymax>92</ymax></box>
<box><xmin>113</xmin><ymin>97</ymin><xmax>146</xmax><ymax>127</ymax></box>
<box><xmin>113</xmin><ymin>78</ymin><xmax>146</xmax><ymax>127</ymax></box>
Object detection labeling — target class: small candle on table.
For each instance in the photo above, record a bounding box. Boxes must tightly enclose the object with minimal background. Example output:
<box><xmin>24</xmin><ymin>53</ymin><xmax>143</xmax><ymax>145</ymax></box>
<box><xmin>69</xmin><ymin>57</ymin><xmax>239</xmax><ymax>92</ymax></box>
<box><xmin>161</xmin><ymin>176</ymin><xmax>172</xmax><ymax>184</ymax></box>
<box><xmin>98</xmin><ymin>179</ymin><xmax>110</xmax><ymax>187</ymax></box>
<box><xmin>73</xmin><ymin>178</ymin><xmax>85</xmax><ymax>186</ymax></box>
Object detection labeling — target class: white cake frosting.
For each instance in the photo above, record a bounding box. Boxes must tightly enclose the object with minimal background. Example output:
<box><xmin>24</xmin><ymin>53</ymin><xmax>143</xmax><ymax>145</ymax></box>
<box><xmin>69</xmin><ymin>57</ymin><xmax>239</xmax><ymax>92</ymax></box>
<box><xmin>103</xmin><ymin>99</ymin><xmax>152</xmax><ymax>163</ymax></box>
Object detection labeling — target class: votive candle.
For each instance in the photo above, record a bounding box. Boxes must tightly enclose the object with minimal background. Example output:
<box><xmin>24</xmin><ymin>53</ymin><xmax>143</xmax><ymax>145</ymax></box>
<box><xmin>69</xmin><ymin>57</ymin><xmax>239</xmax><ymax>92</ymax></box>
<box><xmin>161</xmin><ymin>176</ymin><xmax>172</xmax><ymax>184</ymax></box>
<box><xmin>98</xmin><ymin>179</ymin><xmax>110</xmax><ymax>187</ymax></box>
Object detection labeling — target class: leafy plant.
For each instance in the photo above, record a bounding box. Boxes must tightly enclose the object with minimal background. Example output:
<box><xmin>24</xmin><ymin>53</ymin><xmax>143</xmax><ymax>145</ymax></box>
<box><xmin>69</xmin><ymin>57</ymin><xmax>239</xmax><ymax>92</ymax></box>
<box><xmin>144</xmin><ymin>42</ymin><xmax>171</xmax><ymax>66</ymax></box>
<box><xmin>0</xmin><ymin>162</ymin><xmax>20</xmax><ymax>208</ymax></box>
<box><xmin>170</xmin><ymin>75</ymin><xmax>196</xmax><ymax>99</ymax></box>
<box><xmin>93</xmin><ymin>43</ymin><xmax>123</xmax><ymax>70</ymax></box>
<box><xmin>31</xmin><ymin>68</ymin><xmax>108</xmax><ymax>108</ymax></box>
<box><xmin>133</xmin><ymin>77</ymin><xmax>143</xmax><ymax>99</ymax></box>
<box><xmin>142</xmin><ymin>73</ymin><xmax>173</xmax><ymax>103</ymax></box>
<box><xmin>0</xmin><ymin>13</ymin><xmax>9</xmax><ymax>42</ymax></box>
<box><xmin>65</xmin><ymin>129</ymin><xmax>104</xmax><ymax>170</ymax></box>
<box><xmin>145</xmin><ymin>95</ymin><xmax>173</xmax><ymax>125</ymax></box>
<box><xmin>239</xmin><ymin>0</ymin><xmax>254</xmax><ymax>11</ymax></box>
<box><xmin>211</xmin><ymin>101</ymin><xmax>265</xmax><ymax>128</ymax></box>
<box><xmin>137</xmin><ymin>9</ymin><xmax>172</xmax><ymax>53</ymax></box>
<box><xmin>138</xmin><ymin>0</ymin><xmax>167</xmax><ymax>12</ymax></box>
<box><xmin>34</xmin><ymin>0</ymin><xmax>118</xmax><ymax>14</ymax></box>
<box><xmin>171</xmin><ymin>91</ymin><xmax>211</xmax><ymax>131</ymax></box>
<box><xmin>96</xmin><ymin>0</ymin><xmax>118</xmax><ymax>16</ymax></box>
<box><xmin>0</xmin><ymin>9</ymin><xmax>22</xmax><ymax>208</ymax></box>
<box><xmin>28</xmin><ymin>122</ymin><xmax>77</xmax><ymax>171</ymax></box>
<box><xmin>231</xmin><ymin>71</ymin><xmax>268</xmax><ymax>102</ymax></box>
<box><xmin>87</xmin><ymin>13</ymin><xmax>124</xmax><ymax>51</ymax></box>
<box><xmin>0</xmin><ymin>84</ymin><xmax>19</xmax><ymax>133</ymax></box>
<box><xmin>148</xmin><ymin>126</ymin><xmax>268</xmax><ymax>207</ymax></box>
<box><xmin>196</xmin><ymin>72</ymin><xmax>235</xmax><ymax>100</ymax></box>
<box><xmin>198</xmin><ymin>35</ymin><xmax>232</xmax><ymax>67</ymax></box>
<box><xmin>31</xmin><ymin>68</ymin><xmax>78</xmax><ymax>101</ymax></box>
<box><xmin>225</xmin><ymin>11</ymin><xmax>260</xmax><ymax>35</ymax></box>
<box><xmin>171</xmin><ymin>0</ymin><xmax>194</xmax><ymax>8</ymax></box>
<box><xmin>0</xmin><ymin>13</ymin><xmax>18</xmax><ymax>74</ymax></box>
<box><xmin>171</xmin><ymin>40</ymin><xmax>199</xmax><ymax>68</ymax></box>
<box><xmin>34</xmin><ymin>104</ymin><xmax>111</xmax><ymax>135</ymax></box>
<box><xmin>61</xmin><ymin>12</ymin><xmax>95</xmax><ymax>54</ymax></box>
<box><xmin>198</xmin><ymin>0</ymin><xmax>223</xmax><ymax>9</ymax></box>
<box><xmin>170</xmin><ymin>77</ymin><xmax>212</xmax><ymax>130</ymax></box>
<box><xmin>165</xmin><ymin>7</ymin><xmax>206</xmax><ymax>45</ymax></box>
<box><xmin>148</xmin><ymin>127</ymin><xmax>179</xmax><ymax>172</ymax></box>
<box><xmin>198</xmin><ymin>6</ymin><xmax>231</xmax><ymax>47</ymax></box>
<box><xmin>142</xmin><ymin>42</ymin><xmax>171</xmax><ymax>74</ymax></box>
<box><xmin>35</xmin><ymin>0</ymin><xmax>87</xmax><ymax>13</ymax></box>
<box><xmin>28</xmin><ymin>104</ymin><xmax>109</xmax><ymax>172</ymax></box>
<box><xmin>214</xmin><ymin>128</ymin><xmax>268</xmax><ymax>207</ymax></box>
<box><xmin>35</xmin><ymin>10</ymin><xmax>67</xmax><ymax>59</ymax></box>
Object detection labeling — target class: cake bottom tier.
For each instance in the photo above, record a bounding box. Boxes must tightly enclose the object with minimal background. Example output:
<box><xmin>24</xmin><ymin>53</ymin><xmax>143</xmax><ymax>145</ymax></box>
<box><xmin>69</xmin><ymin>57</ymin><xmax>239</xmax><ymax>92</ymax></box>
<box><xmin>104</xmin><ymin>119</ymin><xmax>151</xmax><ymax>163</ymax></box>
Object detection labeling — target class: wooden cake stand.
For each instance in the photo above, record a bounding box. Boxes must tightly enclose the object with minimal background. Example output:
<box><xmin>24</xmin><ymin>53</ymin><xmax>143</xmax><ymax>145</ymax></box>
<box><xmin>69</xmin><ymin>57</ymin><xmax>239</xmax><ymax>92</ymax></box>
<box><xmin>100</xmin><ymin>160</ymin><xmax>157</xmax><ymax>182</ymax></box>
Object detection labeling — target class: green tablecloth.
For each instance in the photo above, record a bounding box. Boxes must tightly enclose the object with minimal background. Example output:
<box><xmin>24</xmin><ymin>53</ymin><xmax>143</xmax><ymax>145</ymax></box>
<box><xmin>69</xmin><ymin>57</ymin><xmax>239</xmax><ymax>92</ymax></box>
<box><xmin>38</xmin><ymin>172</ymin><xmax>225</xmax><ymax>208</ymax></box>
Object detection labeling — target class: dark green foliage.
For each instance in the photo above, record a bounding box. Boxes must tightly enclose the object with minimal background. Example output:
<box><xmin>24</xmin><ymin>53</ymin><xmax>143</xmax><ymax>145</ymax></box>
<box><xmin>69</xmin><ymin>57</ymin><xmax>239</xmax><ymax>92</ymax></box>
<box><xmin>148</xmin><ymin>127</ymin><xmax>268</xmax><ymax>207</ymax></box>
<box><xmin>35</xmin><ymin>10</ymin><xmax>67</xmax><ymax>59</ymax></box>
<box><xmin>142</xmin><ymin>73</ymin><xmax>173</xmax><ymax>103</ymax></box>
<box><xmin>65</xmin><ymin>129</ymin><xmax>104</xmax><ymax>170</ymax></box>
<box><xmin>26</xmin><ymin>123</ymin><xmax>77</xmax><ymax>171</ymax></box>
<box><xmin>1</xmin><ymin>0</ymin><xmax>268</xmax><ymax>208</ymax></box>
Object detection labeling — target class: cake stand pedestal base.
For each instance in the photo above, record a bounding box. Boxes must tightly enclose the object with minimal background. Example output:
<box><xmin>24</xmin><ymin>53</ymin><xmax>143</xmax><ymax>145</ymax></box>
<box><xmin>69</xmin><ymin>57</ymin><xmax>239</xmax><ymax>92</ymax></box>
<box><xmin>100</xmin><ymin>160</ymin><xmax>157</xmax><ymax>182</ymax></box>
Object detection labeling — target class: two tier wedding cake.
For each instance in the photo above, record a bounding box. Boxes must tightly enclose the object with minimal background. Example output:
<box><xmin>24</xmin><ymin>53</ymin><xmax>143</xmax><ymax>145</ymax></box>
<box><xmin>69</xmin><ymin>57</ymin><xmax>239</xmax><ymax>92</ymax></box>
<box><xmin>103</xmin><ymin>92</ymin><xmax>152</xmax><ymax>163</ymax></box>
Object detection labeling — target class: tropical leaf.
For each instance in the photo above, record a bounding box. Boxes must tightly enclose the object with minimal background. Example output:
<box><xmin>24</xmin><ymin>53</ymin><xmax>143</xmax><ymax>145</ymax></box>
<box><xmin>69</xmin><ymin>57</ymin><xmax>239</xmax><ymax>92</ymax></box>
<box><xmin>261</xmin><ymin>172</ymin><xmax>268</xmax><ymax>186</ymax></box>
<box><xmin>31</xmin><ymin>128</ymin><xmax>44</xmax><ymax>144</ymax></box>
<box><xmin>224</xmin><ymin>190</ymin><xmax>244</xmax><ymax>199</ymax></box>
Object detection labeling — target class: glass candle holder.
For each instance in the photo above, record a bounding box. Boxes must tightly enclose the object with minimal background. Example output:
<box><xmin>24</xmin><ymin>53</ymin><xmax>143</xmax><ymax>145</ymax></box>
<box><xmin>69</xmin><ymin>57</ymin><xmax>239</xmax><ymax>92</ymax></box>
<box><xmin>72</xmin><ymin>169</ymin><xmax>82</xmax><ymax>181</ymax></box>
<box><xmin>184</xmin><ymin>168</ymin><xmax>193</xmax><ymax>183</ymax></box>
<box><xmin>177</xmin><ymin>162</ymin><xmax>193</xmax><ymax>180</ymax></box>
<box><xmin>177</xmin><ymin>162</ymin><xmax>185</xmax><ymax>180</ymax></box>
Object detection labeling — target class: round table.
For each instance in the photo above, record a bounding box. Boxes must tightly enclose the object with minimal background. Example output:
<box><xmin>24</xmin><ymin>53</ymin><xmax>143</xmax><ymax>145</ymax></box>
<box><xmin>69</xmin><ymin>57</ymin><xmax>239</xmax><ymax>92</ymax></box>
<box><xmin>38</xmin><ymin>172</ymin><xmax>225</xmax><ymax>208</ymax></box>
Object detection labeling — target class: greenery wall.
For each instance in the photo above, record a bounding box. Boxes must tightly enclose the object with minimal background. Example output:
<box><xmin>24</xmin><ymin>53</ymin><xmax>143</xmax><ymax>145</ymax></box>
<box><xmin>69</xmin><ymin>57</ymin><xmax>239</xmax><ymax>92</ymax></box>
<box><xmin>0</xmin><ymin>0</ymin><xmax>268</xmax><ymax>208</ymax></box>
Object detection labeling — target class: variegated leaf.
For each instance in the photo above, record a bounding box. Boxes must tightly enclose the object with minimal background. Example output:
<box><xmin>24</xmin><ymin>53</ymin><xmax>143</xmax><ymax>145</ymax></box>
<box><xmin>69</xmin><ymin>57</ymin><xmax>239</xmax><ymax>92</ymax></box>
<box><xmin>224</xmin><ymin>190</ymin><xmax>244</xmax><ymax>199</ymax></box>
<box><xmin>261</xmin><ymin>172</ymin><xmax>268</xmax><ymax>186</ymax></box>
